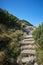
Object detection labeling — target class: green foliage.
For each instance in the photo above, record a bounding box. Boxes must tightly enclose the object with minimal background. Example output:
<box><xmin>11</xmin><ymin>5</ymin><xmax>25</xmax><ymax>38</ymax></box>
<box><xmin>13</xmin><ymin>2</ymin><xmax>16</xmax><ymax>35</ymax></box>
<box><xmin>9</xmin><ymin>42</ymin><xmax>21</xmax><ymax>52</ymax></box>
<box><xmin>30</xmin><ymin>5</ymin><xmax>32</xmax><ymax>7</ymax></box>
<box><xmin>21</xmin><ymin>20</ymin><xmax>33</xmax><ymax>26</ymax></box>
<box><xmin>0</xmin><ymin>8</ymin><xmax>23</xmax><ymax>65</ymax></box>
<box><xmin>32</xmin><ymin>22</ymin><xmax>43</xmax><ymax>65</ymax></box>
<box><xmin>37</xmin><ymin>50</ymin><xmax>43</xmax><ymax>65</ymax></box>
<box><xmin>0</xmin><ymin>8</ymin><xmax>21</xmax><ymax>29</ymax></box>
<box><xmin>0</xmin><ymin>30</ymin><xmax>23</xmax><ymax>64</ymax></box>
<box><xmin>32</xmin><ymin>23</ymin><xmax>43</xmax><ymax>49</ymax></box>
<box><xmin>0</xmin><ymin>34</ymin><xmax>11</xmax><ymax>50</ymax></box>
<box><xmin>26</xmin><ymin>62</ymin><xmax>32</xmax><ymax>65</ymax></box>
<box><xmin>7</xmin><ymin>30</ymin><xmax>23</xmax><ymax>59</ymax></box>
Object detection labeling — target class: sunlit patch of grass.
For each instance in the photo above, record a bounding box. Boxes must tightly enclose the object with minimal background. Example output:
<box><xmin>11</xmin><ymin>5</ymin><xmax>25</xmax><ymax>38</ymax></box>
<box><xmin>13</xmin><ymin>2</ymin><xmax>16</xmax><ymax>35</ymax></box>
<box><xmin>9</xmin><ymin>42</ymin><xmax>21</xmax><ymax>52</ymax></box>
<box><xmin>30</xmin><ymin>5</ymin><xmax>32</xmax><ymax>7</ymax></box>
<box><xmin>0</xmin><ymin>51</ymin><xmax>5</xmax><ymax>62</ymax></box>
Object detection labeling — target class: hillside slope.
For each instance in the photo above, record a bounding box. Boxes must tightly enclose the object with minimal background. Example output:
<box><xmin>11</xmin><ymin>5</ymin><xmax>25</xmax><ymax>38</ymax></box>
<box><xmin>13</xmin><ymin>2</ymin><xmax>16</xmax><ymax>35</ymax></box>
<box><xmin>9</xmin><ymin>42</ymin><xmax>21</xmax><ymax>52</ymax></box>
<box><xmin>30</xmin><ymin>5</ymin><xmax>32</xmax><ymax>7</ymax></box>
<box><xmin>0</xmin><ymin>8</ymin><xmax>33</xmax><ymax>65</ymax></box>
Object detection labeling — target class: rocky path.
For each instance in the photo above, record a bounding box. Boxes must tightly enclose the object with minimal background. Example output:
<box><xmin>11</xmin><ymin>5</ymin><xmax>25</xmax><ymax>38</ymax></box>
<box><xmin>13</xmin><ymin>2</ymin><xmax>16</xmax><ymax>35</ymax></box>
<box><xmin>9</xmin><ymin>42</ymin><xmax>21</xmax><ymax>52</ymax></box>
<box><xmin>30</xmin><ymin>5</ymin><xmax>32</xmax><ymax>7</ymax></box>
<box><xmin>17</xmin><ymin>26</ymin><xmax>38</xmax><ymax>65</ymax></box>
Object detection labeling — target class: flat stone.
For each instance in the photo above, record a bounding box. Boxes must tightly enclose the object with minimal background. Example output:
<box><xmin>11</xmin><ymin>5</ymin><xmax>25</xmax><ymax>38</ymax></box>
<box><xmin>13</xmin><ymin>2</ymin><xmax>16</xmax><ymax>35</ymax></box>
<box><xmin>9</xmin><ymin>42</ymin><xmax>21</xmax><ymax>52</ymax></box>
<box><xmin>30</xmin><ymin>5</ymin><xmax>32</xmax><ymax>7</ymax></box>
<box><xmin>21</xmin><ymin>45</ymin><xmax>36</xmax><ymax>49</ymax></box>
<box><xmin>21</xmin><ymin>56</ymin><xmax>36</xmax><ymax>63</ymax></box>
<box><xmin>34</xmin><ymin>62</ymin><xmax>38</xmax><ymax>65</ymax></box>
<box><xmin>21</xmin><ymin>49</ymin><xmax>36</xmax><ymax>54</ymax></box>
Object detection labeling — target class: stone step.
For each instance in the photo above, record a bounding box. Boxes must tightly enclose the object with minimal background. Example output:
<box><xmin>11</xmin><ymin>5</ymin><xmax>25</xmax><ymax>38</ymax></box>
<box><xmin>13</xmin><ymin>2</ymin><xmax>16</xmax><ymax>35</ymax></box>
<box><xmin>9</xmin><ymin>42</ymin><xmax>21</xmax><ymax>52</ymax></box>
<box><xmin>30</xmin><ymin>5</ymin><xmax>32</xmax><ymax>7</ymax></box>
<box><xmin>21</xmin><ymin>49</ymin><xmax>36</xmax><ymax>54</ymax></box>
<box><xmin>23</xmin><ymin>38</ymin><xmax>34</xmax><ymax>41</ymax></box>
<box><xmin>21</xmin><ymin>56</ymin><xmax>36</xmax><ymax>63</ymax></box>
<box><xmin>17</xmin><ymin>26</ymin><xmax>37</xmax><ymax>64</ymax></box>
<box><xmin>21</xmin><ymin>45</ymin><xmax>36</xmax><ymax>50</ymax></box>
<box><xmin>24</xmin><ymin>35</ymin><xmax>32</xmax><ymax>38</ymax></box>
<box><xmin>24</xmin><ymin>37</ymin><xmax>34</xmax><ymax>39</ymax></box>
<box><xmin>21</xmin><ymin>40</ymin><xmax>35</xmax><ymax>44</ymax></box>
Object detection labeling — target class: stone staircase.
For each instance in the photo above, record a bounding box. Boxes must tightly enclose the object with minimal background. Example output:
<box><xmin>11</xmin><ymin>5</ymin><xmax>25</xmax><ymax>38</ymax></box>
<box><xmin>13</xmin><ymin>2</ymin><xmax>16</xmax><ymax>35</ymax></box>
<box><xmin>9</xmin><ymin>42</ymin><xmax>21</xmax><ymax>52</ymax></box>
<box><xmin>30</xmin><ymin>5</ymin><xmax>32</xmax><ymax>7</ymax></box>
<box><xmin>17</xmin><ymin>26</ymin><xmax>38</xmax><ymax>65</ymax></box>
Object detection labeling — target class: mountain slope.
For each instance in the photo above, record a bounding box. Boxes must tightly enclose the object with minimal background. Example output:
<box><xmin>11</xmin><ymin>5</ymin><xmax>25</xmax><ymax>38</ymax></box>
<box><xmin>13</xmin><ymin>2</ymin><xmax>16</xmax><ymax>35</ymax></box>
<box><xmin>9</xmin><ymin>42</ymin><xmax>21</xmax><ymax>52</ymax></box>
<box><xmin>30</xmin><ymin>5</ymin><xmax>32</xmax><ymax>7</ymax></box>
<box><xmin>0</xmin><ymin>8</ymin><xmax>33</xmax><ymax>65</ymax></box>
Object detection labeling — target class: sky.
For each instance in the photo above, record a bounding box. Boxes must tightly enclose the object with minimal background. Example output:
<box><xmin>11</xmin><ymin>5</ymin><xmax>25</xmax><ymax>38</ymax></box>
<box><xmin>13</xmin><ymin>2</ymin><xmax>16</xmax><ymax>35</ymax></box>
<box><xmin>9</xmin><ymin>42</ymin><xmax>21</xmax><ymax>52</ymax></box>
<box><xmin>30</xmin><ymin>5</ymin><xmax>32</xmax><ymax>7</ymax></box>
<box><xmin>0</xmin><ymin>0</ymin><xmax>43</xmax><ymax>26</ymax></box>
